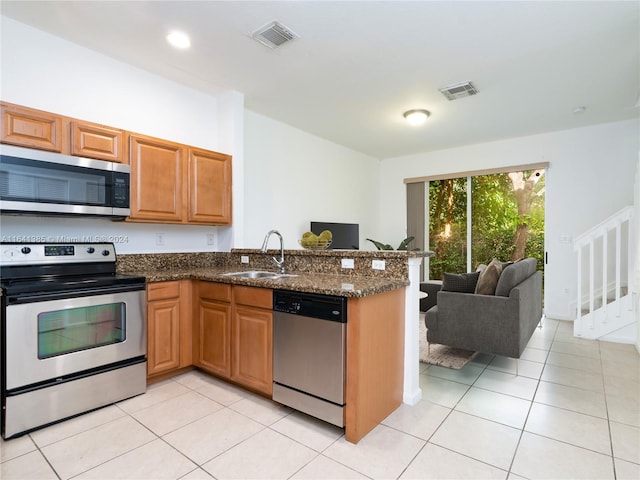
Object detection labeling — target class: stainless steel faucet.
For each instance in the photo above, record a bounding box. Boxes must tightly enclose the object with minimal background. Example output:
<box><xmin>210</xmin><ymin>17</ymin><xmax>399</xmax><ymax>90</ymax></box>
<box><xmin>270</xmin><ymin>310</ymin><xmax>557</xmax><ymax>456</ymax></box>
<box><xmin>261</xmin><ymin>230</ymin><xmax>286</xmax><ymax>273</ymax></box>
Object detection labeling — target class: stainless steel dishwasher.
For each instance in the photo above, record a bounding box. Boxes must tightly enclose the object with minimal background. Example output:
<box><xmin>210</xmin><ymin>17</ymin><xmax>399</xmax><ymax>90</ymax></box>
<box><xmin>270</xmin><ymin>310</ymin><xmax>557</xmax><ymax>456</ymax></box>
<box><xmin>273</xmin><ymin>290</ymin><xmax>347</xmax><ymax>427</ymax></box>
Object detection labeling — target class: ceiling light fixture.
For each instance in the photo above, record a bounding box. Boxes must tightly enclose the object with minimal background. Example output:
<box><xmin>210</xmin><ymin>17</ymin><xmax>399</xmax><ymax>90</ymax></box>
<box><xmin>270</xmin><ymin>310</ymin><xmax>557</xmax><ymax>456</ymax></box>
<box><xmin>403</xmin><ymin>109</ymin><xmax>431</xmax><ymax>126</ymax></box>
<box><xmin>166</xmin><ymin>30</ymin><xmax>191</xmax><ymax>49</ymax></box>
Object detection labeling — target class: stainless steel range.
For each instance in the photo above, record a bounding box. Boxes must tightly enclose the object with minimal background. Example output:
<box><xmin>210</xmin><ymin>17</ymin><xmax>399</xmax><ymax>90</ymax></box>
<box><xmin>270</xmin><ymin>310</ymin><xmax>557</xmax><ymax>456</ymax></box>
<box><xmin>0</xmin><ymin>242</ymin><xmax>147</xmax><ymax>439</ymax></box>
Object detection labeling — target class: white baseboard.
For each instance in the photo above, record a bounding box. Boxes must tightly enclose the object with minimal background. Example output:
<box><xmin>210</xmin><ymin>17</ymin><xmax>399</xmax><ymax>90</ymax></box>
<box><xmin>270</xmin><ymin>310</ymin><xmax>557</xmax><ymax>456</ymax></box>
<box><xmin>403</xmin><ymin>388</ymin><xmax>422</xmax><ymax>406</ymax></box>
<box><xmin>545</xmin><ymin>311</ymin><xmax>575</xmax><ymax>321</ymax></box>
<box><xmin>597</xmin><ymin>322</ymin><xmax>637</xmax><ymax>344</ymax></box>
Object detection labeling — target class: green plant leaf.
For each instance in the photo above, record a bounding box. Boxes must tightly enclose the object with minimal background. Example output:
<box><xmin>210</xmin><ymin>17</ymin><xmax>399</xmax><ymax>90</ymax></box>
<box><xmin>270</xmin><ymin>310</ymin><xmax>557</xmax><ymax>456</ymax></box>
<box><xmin>397</xmin><ymin>236</ymin><xmax>415</xmax><ymax>250</ymax></box>
<box><xmin>366</xmin><ymin>238</ymin><xmax>388</xmax><ymax>250</ymax></box>
<box><xmin>367</xmin><ymin>237</ymin><xmax>415</xmax><ymax>251</ymax></box>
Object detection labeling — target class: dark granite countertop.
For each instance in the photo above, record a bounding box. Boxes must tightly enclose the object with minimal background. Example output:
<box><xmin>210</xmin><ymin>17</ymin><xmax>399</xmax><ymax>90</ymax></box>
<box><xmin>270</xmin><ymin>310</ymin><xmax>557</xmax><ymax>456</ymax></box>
<box><xmin>116</xmin><ymin>249</ymin><xmax>433</xmax><ymax>297</ymax></box>
<box><xmin>122</xmin><ymin>266</ymin><xmax>408</xmax><ymax>298</ymax></box>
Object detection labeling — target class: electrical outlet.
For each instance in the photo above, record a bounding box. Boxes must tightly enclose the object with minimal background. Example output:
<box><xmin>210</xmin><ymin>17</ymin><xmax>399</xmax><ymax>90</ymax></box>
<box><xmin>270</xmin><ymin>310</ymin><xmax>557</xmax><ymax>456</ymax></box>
<box><xmin>372</xmin><ymin>259</ymin><xmax>386</xmax><ymax>270</ymax></box>
<box><xmin>341</xmin><ymin>258</ymin><xmax>354</xmax><ymax>269</ymax></box>
<box><xmin>155</xmin><ymin>233</ymin><xmax>165</xmax><ymax>246</ymax></box>
<box><xmin>206</xmin><ymin>233</ymin><xmax>216</xmax><ymax>246</ymax></box>
<box><xmin>241</xmin><ymin>255</ymin><xmax>250</xmax><ymax>264</ymax></box>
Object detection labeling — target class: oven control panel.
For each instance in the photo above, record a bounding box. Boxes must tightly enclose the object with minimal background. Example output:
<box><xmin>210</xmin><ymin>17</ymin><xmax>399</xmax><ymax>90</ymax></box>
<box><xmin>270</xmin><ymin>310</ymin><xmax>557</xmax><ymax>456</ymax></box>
<box><xmin>1</xmin><ymin>243</ymin><xmax>116</xmax><ymax>265</ymax></box>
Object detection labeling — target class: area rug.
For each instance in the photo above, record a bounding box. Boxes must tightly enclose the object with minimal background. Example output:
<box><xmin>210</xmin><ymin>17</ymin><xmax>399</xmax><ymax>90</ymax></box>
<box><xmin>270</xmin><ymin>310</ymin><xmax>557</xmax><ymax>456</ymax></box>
<box><xmin>419</xmin><ymin>313</ymin><xmax>477</xmax><ymax>369</ymax></box>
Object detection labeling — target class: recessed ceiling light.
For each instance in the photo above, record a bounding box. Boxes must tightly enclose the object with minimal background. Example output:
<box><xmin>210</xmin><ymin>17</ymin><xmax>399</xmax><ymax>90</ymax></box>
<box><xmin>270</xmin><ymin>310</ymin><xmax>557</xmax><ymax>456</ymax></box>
<box><xmin>166</xmin><ymin>30</ymin><xmax>191</xmax><ymax>49</ymax></box>
<box><xmin>403</xmin><ymin>109</ymin><xmax>431</xmax><ymax>126</ymax></box>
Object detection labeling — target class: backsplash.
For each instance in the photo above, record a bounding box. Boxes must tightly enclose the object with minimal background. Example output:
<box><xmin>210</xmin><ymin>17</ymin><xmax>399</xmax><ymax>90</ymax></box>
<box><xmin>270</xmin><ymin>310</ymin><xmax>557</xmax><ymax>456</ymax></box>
<box><xmin>117</xmin><ymin>249</ymin><xmax>430</xmax><ymax>279</ymax></box>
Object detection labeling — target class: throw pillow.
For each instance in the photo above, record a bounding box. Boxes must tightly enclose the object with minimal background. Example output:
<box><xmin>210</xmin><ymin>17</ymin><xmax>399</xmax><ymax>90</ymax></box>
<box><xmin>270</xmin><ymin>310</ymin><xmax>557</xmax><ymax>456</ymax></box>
<box><xmin>475</xmin><ymin>258</ymin><xmax>503</xmax><ymax>295</ymax></box>
<box><xmin>441</xmin><ymin>271</ymin><xmax>481</xmax><ymax>293</ymax></box>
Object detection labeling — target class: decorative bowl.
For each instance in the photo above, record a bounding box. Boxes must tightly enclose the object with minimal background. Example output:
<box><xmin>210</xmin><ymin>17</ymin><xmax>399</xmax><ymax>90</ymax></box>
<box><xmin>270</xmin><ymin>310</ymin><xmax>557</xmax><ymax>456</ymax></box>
<box><xmin>298</xmin><ymin>239</ymin><xmax>332</xmax><ymax>250</ymax></box>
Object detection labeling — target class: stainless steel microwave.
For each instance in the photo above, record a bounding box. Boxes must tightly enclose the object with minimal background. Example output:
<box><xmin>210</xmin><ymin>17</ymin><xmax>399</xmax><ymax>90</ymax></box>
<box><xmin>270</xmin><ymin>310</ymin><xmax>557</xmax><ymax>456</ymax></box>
<box><xmin>0</xmin><ymin>144</ymin><xmax>130</xmax><ymax>218</ymax></box>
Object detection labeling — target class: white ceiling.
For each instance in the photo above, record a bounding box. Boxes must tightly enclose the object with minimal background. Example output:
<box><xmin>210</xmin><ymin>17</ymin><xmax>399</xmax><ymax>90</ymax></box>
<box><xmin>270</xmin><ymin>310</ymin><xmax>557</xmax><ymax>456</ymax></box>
<box><xmin>2</xmin><ymin>1</ymin><xmax>638</xmax><ymax>159</ymax></box>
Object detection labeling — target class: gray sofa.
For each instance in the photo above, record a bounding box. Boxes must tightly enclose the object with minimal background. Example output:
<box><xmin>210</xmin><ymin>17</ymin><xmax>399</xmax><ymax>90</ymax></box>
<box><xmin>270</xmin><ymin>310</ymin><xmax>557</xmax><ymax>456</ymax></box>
<box><xmin>424</xmin><ymin>258</ymin><xmax>542</xmax><ymax>359</ymax></box>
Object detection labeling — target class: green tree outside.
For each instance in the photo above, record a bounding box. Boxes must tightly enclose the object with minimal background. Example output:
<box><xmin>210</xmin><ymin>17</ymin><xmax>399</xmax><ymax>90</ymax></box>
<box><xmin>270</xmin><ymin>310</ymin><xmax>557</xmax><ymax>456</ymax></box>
<box><xmin>428</xmin><ymin>170</ymin><xmax>545</xmax><ymax>279</ymax></box>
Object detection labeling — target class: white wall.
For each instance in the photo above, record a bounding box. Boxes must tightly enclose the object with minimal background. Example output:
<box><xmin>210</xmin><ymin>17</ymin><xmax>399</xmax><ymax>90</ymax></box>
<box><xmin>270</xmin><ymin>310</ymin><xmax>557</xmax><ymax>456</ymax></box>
<box><xmin>378</xmin><ymin>119</ymin><xmax>640</xmax><ymax>321</ymax></box>
<box><xmin>243</xmin><ymin>110</ymin><xmax>380</xmax><ymax>250</ymax></box>
<box><xmin>0</xmin><ymin>16</ymin><xmax>379</xmax><ymax>255</ymax></box>
<box><xmin>0</xmin><ymin>16</ymin><xmax>243</xmax><ymax>254</ymax></box>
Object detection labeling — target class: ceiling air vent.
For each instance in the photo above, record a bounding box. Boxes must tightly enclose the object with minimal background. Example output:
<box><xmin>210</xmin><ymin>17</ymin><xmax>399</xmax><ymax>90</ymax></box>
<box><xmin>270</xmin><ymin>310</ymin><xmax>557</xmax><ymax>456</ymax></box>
<box><xmin>251</xmin><ymin>21</ymin><xmax>298</xmax><ymax>49</ymax></box>
<box><xmin>439</xmin><ymin>81</ymin><xmax>479</xmax><ymax>101</ymax></box>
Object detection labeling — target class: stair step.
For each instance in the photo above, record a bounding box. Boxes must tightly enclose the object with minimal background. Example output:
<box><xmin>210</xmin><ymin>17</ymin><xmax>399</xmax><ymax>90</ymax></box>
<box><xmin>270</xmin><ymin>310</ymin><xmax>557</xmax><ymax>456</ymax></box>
<box><xmin>580</xmin><ymin>288</ymin><xmax>629</xmax><ymax>313</ymax></box>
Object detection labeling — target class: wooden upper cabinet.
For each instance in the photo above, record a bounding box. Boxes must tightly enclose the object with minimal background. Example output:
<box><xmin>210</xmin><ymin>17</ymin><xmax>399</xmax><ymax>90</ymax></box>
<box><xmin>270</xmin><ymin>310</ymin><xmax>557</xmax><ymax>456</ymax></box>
<box><xmin>0</xmin><ymin>102</ymin><xmax>66</xmax><ymax>152</ymax></box>
<box><xmin>129</xmin><ymin>134</ymin><xmax>184</xmax><ymax>222</ymax></box>
<box><xmin>127</xmin><ymin>136</ymin><xmax>233</xmax><ymax>226</ymax></box>
<box><xmin>187</xmin><ymin>148</ymin><xmax>232</xmax><ymax>225</ymax></box>
<box><xmin>0</xmin><ymin>102</ymin><xmax>125</xmax><ymax>163</ymax></box>
<box><xmin>71</xmin><ymin>120</ymin><xmax>126</xmax><ymax>163</ymax></box>
<box><xmin>0</xmin><ymin>102</ymin><xmax>233</xmax><ymax>226</ymax></box>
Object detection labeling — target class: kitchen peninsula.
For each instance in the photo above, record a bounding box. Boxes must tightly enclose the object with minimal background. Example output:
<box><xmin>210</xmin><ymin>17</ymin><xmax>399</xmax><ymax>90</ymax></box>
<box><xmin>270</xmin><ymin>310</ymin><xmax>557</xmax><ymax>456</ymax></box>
<box><xmin>118</xmin><ymin>248</ymin><xmax>429</xmax><ymax>443</ymax></box>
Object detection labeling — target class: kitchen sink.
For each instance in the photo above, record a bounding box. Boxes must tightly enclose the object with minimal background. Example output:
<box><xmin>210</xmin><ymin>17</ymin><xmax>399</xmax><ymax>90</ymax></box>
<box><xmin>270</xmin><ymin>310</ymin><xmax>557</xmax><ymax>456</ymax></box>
<box><xmin>221</xmin><ymin>270</ymin><xmax>297</xmax><ymax>280</ymax></box>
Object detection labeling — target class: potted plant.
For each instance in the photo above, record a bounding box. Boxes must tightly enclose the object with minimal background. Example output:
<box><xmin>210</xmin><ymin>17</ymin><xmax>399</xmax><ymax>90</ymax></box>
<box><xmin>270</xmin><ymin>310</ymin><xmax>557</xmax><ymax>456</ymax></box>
<box><xmin>366</xmin><ymin>236</ymin><xmax>418</xmax><ymax>251</ymax></box>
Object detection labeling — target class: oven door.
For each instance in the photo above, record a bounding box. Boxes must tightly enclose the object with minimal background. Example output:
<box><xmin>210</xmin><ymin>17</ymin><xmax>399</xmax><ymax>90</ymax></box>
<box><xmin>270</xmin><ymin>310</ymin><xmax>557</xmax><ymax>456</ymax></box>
<box><xmin>5</xmin><ymin>289</ymin><xmax>145</xmax><ymax>390</ymax></box>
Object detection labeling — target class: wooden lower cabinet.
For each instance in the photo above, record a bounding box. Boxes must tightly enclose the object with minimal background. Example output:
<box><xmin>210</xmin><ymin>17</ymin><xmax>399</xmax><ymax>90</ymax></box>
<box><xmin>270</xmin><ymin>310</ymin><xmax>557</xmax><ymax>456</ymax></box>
<box><xmin>146</xmin><ymin>280</ymin><xmax>192</xmax><ymax>379</ymax></box>
<box><xmin>194</xmin><ymin>281</ymin><xmax>232</xmax><ymax>378</ymax></box>
<box><xmin>345</xmin><ymin>288</ymin><xmax>405</xmax><ymax>443</ymax></box>
<box><xmin>150</xmin><ymin>278</ymin><xmax>404</xmax><ymax>444</ymax></box>
<box><xmin>231</xmin><ymin>286</ymin><xmax>273</xmax><ymax>395</ymax></box>
<box><xmin>194</xmin><ymin>282</ymin><xmax>273</xmax><ymax>396</ymax></box>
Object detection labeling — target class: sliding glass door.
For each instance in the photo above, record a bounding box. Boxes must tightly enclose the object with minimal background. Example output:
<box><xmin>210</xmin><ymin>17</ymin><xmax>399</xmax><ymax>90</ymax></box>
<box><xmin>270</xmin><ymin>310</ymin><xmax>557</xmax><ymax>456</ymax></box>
<box><xmin>428</xmin><ymin>178</ymin><xmax>467</xmax><ymax>279</ymax></box>
<box><xmin>425</xmin><ymin>169</ymin><xmax>545</xmax><ymax>280</ymax></box>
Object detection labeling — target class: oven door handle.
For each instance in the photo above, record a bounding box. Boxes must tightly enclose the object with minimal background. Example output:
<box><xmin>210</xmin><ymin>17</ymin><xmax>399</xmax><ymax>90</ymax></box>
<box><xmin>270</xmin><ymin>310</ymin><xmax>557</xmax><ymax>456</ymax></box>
<box><xmin>6</xmin><ymin>283</ymin><xmax>146</xmax><ymax>305</ymax></box>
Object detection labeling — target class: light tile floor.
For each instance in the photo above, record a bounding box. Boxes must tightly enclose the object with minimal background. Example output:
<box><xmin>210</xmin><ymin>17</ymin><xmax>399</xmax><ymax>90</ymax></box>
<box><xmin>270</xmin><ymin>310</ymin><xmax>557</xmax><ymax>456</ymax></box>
<box><xmin>2</xmin><ymin>318</ymin><xmax>639</xmax><ymax>480</ymax></box>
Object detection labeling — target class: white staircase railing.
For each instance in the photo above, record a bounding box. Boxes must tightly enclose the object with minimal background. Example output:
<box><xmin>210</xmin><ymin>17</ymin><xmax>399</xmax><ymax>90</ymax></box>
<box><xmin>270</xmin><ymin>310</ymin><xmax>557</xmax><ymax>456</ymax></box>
<box><xmin>574</xmin><ymin>206</ymin><xmax>635</xmax><ymax>341</ymax></box>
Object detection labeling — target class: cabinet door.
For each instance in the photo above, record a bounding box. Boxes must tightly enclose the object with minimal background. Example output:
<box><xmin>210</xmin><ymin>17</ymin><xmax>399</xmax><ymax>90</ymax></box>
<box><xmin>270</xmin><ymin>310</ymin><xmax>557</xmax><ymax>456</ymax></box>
<box><xmin>147</xmin><ymin>298</ymin><xmax>181</xmax><ymax>376</ymax></box>
<box><xmin>129</xmin><ymin>134</ymin><xmax>184</xmax><ymax>222</ymax></box>
<box><xmin>196</xmin><ymin>298</ymin><xmax>232</xmax><ymax>378</ymax></box>
<box><xmin>232</xmin><ymin>305</ymin><xmax>273</xmax><ymax>395</ymax></box>
<box><xmin>71</xmin><ymin>121</ymin><xmax>125</xmax><ymax>163</ymax></box>
<box><xmin>187</xmin><ymin>148</ymin><xmax>232</xmax><ymax>225</ymax></box>
<box><xmin>1</xmin><ymin>102</ymin><xmax>66</xmax><ymax>152</ymax></box>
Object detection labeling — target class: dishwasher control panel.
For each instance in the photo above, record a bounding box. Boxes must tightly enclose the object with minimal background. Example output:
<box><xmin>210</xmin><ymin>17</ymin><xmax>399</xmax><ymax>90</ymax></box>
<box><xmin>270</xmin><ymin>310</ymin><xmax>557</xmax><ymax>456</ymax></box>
<box><xmin>273</xmin><ymin>290</ymin><xmax>346</xmax><ymax>322</ymax></box>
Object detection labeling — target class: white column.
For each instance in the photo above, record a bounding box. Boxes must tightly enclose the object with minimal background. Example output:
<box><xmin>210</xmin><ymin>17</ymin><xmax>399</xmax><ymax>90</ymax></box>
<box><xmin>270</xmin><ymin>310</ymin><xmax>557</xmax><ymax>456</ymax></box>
<box><xmin>403</xmin><ymin>256</ymin><xmax>423</xmax><ymax>405</ymax></box>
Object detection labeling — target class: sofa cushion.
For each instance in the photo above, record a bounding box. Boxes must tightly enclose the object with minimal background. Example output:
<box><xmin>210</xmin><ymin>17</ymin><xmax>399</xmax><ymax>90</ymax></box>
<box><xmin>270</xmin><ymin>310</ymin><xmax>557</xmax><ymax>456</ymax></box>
<box><xmin>441</xmin><ymin>271</ymin><xmax>481</xmax><ymax>293</ymax></box>
<box><xmin>475</xmin><ymin>258</ymin><xmax>503</xmax><ymax>295</ymax></box>
<box><xmin>495</xmin><ymin>258</ymin><xmax>537</xmax><ymax>297</ymax></box>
